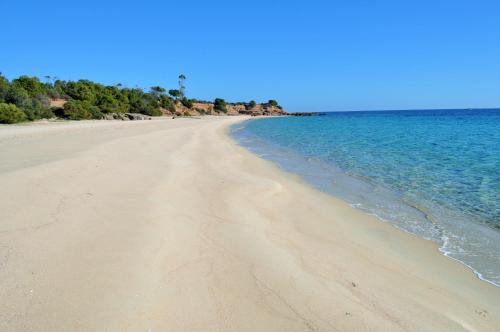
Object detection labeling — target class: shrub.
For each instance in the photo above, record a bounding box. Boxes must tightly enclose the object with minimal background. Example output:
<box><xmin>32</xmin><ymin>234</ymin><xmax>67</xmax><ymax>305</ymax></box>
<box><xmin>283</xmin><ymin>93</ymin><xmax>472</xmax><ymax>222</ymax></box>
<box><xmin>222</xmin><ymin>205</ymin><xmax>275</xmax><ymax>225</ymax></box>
<box><xmin>142</xmin><ymin>106</ymin><xmax>163</xmax><ymax>116</ymax></box>
<box><xmin>123</xmin><ymin>88</ymin><xmax>160</xmax><ymax>116</ymax></box>
<box><xmin>63</xmin><ymin>100</ymin><xmax>94</xmax><ymax>120</ymax></box>
<box><xmin>160</xmin><ymin>95</ymin><xmax>176</xmax><ymax>113</ymax></box>
<box><xmin>0</xmin><ymin>75</ymin><xmax>9</xmax><ymax>102</ymax></box>
<box><xmin>22</xmin><ymin>99</ymin><xmax>53</xmax><ymax>120</ymax></box>
<box><xmin>268</xmin><ymin>99</ymin><xmax>279</xmax><ymax>107</ymax></box>
<box><xmin>64</xmin><ymin>81</ymin><xmax>96</xmax><ymax>102</ymax></box>
<box><xmin>5</xmin><ymin>86</ymin><xmax>31</xmax><ymax>107</ymax></box>
<box><xmin>96</xmin><ymin>93</ymin><xmax>127</xmax><ymax>114</ymax></box>
<box><xmin>0</xmin><ymin>103</ymin><xmax>27</xmax><ymax>124</ymax></box>
<box><xmin>181</xmin><ymin>97</ymin><xmax>193</xmax><ymax>109</ymax></box>
<box><xmin>246</xmin><ymin>100</ymin><xmax>256</xmax><ymax>110</ymax></box>
<box><xmin>89</xmin><ymin>105</ymin><xmax>103</xmax><ymax>119</ymax></box>
<box><xmin>214</xmin><ymin>98</ymin><xmax>227</xmax><ymax>113</ymax></box>
<box><xmin>11</xmin><ymin>76</ymin><xmax>45</xmax><ymax>98</ymax></box>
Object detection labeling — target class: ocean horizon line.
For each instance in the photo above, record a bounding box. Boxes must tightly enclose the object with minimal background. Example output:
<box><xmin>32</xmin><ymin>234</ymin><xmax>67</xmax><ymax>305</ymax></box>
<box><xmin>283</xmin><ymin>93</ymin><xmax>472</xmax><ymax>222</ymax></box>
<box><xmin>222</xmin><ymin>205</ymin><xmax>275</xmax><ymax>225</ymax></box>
<box><xmin>297</xmin><ymin>107</ymin><xmax>500</xmax><ymax>113</ymax></box>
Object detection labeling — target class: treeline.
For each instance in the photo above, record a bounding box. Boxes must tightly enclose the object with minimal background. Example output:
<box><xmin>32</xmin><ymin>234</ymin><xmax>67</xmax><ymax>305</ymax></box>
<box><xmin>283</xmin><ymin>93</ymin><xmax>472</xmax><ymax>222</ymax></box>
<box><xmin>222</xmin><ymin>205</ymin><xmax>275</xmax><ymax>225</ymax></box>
<box><xmin>0</xmin><ymin>74</ymin><xmax>282</xmax><ymax>124</ymax></box>
<box><xmin>0</xmin><ymin>74</ymin><xmax>175</xmax><ymax>123</ymax></box>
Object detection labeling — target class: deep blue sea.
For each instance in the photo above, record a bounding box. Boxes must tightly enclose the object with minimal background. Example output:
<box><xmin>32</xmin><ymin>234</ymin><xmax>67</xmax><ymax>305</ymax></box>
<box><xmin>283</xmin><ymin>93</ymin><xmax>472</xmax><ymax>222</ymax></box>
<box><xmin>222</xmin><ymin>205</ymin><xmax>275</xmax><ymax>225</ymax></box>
<box><xmin>231</xmin><ymin>109</ymin><xmax>500</xmax><ymax>286</ymax></box>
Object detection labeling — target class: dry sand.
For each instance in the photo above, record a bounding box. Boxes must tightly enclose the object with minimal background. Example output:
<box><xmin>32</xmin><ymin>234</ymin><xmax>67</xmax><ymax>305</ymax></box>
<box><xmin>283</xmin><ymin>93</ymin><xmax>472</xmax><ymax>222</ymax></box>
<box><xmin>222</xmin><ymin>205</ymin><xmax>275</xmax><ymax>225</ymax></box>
<box><xmin>0</xmin><ymin>117</ymin><xmax>499</xmax><ymax>331</ymax></box>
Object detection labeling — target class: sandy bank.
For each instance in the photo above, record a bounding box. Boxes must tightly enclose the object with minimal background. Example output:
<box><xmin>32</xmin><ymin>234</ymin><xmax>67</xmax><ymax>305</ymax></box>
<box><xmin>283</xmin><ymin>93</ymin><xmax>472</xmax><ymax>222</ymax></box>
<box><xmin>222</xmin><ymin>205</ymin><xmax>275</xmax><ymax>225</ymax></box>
<box><xmin>0</xmin><ymin>117</ymin><xmax>498</xmax><ymax>331</ymax></box>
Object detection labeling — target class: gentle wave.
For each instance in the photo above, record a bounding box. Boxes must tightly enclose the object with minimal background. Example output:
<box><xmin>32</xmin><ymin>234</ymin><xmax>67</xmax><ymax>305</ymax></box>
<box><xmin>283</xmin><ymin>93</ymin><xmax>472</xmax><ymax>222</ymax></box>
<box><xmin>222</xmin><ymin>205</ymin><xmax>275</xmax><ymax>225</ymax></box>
<box><xmin>231</xmin><ymin>109</ymin><xmax>500</xmax><ymax>287</ymax></box>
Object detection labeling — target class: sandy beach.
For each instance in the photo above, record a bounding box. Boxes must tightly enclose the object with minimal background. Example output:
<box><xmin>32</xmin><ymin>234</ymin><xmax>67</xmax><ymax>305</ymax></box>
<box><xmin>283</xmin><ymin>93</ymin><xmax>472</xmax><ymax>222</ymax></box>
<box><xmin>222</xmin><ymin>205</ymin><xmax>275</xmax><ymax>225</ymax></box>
<box><xmin>0</xmin><ymin>117</ymin><xmax>499</xmax><ymax>331</ymax></box>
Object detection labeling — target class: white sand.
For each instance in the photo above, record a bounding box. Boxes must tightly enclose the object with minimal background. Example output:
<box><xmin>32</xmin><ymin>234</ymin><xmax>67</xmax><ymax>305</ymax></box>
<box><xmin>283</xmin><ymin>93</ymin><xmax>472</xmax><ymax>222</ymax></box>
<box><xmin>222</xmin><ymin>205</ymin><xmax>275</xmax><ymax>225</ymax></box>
<box><xmin>0</xmin><ymin>117</ymin><xmax>499</xmax><ymax>331</ymax></box>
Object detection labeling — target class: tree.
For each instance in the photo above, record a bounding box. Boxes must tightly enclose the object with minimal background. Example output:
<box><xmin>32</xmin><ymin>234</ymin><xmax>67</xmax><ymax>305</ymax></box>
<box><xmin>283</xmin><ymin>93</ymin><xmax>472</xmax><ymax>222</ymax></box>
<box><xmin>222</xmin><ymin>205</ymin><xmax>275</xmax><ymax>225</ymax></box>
<box><xmin>0</xmin><ymin>103</ymin><xmax>27</xmax><ymax>124</ymax></box>
<box><xmin>150</xmin><ymin>86</ymin><xmax>166</xmax><ymax>97</ymax></box>
<box><xmin>268</xmin><ymin>99</ymin><xmax>279</xmax><ymax>107</ymax></box>
<box><xmin>214</xmin><ymin>98</ymin><xmax>227</xmax><ymax>113</ymax></box>
<box><xmin>122</xmin><ymin>88</ymin><xmax>161</xmax><ymax>116</ymax></box>
<box><xmin>178</xmin><ymin>74</ymin><xmax>186</xmax><ymax>98</ymax></box>
<box><xmin>95</xmin><ymin>86</ymin><xmax>128</xmax><ymax>113</ymax></box>
<box><xmin>11</xmin><ymin>76</ymin><xmax>45</xmax><ymax>98</ymax></box>
<box><xmin>246</xmin><ymin>100</ymin><xmax>256</xmax><ymax>110</ymax></box>
<box><xmin>168</xmin><ymin>89</ymin><xmax>181</xmax><ymax>99</ymax></box>
<box><xmin>96</xmin><ymin>93</ymin><xmax>122</xmax><ymax>113</ymax></box>
<box><xmin>5</xmin><ymin>85</ymin><xmax>31</xmax><ymax>108</ymax></box>
<box><xmin>53</xmin><ymin>80</ymin><xmax>67</xmax><ymax>98</ymax></box>
<box><xmin>64</xmin><ymin>81</ymin><xmax>96</xmax><ymax>102</ymax></box>
<box><xmin>141</xmin><ymin>92</ymin><xmax>162</xmax><ymax>116</ymax></box>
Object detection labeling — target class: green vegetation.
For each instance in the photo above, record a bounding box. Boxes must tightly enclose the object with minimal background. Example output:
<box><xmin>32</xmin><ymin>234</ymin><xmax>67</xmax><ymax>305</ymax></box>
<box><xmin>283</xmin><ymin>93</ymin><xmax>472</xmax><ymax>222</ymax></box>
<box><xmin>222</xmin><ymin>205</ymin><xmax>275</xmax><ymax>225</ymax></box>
<box><xmin>0</xmin><ymin>75</ymin><xmax>54</xmax><ymax>123</ymax></box>
<box><xmin>0</xmin><ymin>73</ymin><xmax>175</xmax><ymax>123</ymax></box>
<box><xmin>180</xmin><ymin>97</ymin><xmax>193</xmax><ymax>109</ymax></box>
<box><xmin>214</xmin><ymin>98</ymin><xmax>227</xmax><ymax>113</ymax></box>
<box><xmin>268</xmin><ymin>99</ymin><xmax>279</xmax><ymax>107</ymax></box>
<box><xmin>63</xmin><ymin>100</ymin><xmax>100</xmax><ymax>120</ymax></box>
<box><xmin>160</xmin><ymin>94</ymin><xmax>176</xmax><ymax>113</ymax></box>
<box><xmin>0</xmin><ymin>103</ymin><xmax>27</xmax><ymax>124</ymax></box>
<box><xmin>150</xmin><ymin>86</ymin><xmax>166</xmax><ymax>96</ymax></box>
<box><xmin>168</xmin><ymin>89</ymin><xmax>181</xmax><ymax>99</ymax></box>
<box><xmin>178</xmin><ymin>74</ymin><xmax>186</xmax><ymax>99</ymax></box>
<box><xmin>0</xmin><ymin>72</ymin><xmax>283</xmax><ymax>124</ymax></box>
<box><xmin>246</xmin><ymin>100</ymin><xmax>256</xmax><ymax>110</ymax></box>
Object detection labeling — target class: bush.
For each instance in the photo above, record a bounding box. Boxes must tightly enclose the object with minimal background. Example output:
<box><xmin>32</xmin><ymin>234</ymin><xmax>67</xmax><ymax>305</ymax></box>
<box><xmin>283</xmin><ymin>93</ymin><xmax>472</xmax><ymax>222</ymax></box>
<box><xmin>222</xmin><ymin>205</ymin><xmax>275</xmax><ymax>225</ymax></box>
<box><xmin>96</xmin><ymin>92</ymin><xmax>128</xmax><ymax>114</ymax></box>
<box><xmin>123</xmin><ymin>88</ymin><xmax>161</xmax><ymax>116</ymax></box>
<box><xmin>63</xmin><ymin>100</ymin><xmax>95</xmax><ymax>120</ymax></box>
<box><xmin>5</xmin><ymin>86</ymin><xmax>31</xmax><ymax>107</ymax></box>
<box><xmin>181</xmin><ymin>97</ymin><xmax>193</xmax><ymax>109</ymax></box>
<box><xmin>142</xmin><ymin>106</ymin><xmax>163</xmax><ymax>116</ymax></box>
<box><xmin>214</xmin><ymin>98</ymin><xmax>227</xmax><ymax>113</ymax></box>
<box><xmin>89</xmin><ymin>105</ymin><xmax>103</xmax><ymax>119</ymax></box>
<box><xmin>160</xmin><ymin>95</ymin><xmax>176</xmax><ymax>113</ymax></box>
<box><xmin>0</xmin><ymin>103</ymin><xmax>27</xmax><ymax>124</ymax></box>
<box><xmin>246</xmin><ymin>100</ymin><xmax>256</xmax><ymax>110</ymax></box>
<box><xmin>268</xmin><ymin>99</ymin><xmax>279</xmax><ymax>107</ymax></box>
<box><xmin>64</xmin><ymin>81</ymin><xmax>96</xmax><ymax>102</ymax></box>
<box><xmin>22</xmin><ymin>99</ymin><xmax>53</xmax><ymax>120</ymax></box>
<box><xmin>0</xmin><ymin>75</ymin><xmax>9</xmax><ymax>102</ymax></box>
<box><xmin>11</xmin><ymin>76</ymin><xmax>45</xmax><ymax>98</ymax></box>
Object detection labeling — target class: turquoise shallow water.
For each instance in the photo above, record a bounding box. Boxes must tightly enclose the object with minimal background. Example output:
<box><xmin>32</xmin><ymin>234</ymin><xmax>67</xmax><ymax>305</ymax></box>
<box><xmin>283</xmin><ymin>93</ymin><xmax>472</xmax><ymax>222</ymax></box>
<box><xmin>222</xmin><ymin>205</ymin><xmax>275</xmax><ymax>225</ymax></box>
<box><xmin>231</xmin><ymin>109</ymin><xmax>500</xmax><ymax>286</ymax></box>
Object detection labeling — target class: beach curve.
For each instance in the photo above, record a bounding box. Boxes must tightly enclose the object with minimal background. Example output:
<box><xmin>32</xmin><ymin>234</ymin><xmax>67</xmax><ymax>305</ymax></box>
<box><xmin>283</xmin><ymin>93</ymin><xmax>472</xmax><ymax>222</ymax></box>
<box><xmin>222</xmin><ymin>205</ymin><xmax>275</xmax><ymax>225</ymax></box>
<box><xmin>0</xmin><ymin>117</ymin><xmax>499</xmax><ymax>331</ymax></box>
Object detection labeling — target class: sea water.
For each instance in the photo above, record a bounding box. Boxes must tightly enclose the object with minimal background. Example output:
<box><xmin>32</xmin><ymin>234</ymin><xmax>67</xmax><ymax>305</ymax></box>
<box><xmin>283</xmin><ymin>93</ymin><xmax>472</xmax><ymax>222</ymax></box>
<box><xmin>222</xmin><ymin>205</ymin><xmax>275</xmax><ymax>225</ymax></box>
<box><xmin>231</xmin><ymin>109</ymin><xmax>500</xmax><ymax>286</ymax></box>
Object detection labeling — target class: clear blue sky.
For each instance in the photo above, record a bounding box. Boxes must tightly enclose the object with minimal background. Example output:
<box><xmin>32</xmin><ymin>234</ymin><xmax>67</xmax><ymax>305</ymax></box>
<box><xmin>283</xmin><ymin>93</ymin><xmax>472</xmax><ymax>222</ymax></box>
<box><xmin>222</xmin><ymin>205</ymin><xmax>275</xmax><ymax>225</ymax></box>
<box><xmin>2</xmin><ymin>0</ymin><xmax>500</xmax><ymax>112</ymax></box>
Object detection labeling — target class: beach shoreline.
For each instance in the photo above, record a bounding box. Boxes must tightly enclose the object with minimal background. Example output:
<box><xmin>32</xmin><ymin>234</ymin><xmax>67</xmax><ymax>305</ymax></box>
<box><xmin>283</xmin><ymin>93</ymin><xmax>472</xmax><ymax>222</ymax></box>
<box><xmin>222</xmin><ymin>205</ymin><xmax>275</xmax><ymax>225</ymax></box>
<box><xmin>0</xmin><ymin>117</ymin><xmax>499</xmax><ymax>330</ymax></box>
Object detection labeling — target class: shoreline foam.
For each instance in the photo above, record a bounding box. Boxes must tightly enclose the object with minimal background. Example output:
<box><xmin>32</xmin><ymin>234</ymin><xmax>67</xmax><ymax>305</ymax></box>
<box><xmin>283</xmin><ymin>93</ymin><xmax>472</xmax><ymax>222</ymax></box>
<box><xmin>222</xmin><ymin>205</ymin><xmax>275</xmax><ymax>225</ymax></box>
<box><xmin>231</xmin><ymin>117</ymin><xmax>500</xmax><ymax>287</ymax></box>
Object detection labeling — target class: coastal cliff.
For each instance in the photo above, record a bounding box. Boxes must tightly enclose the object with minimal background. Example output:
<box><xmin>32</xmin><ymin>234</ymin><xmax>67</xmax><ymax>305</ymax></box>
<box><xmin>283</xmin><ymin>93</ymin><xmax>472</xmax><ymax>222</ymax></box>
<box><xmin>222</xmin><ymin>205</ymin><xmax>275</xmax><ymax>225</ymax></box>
<box><xmin>48</xmin><ymin>99</ymin><xmax>289</xmax><ymax>119</ymax></box>
<box><xmin>161</xmin><ymin>101</ymin><xmax>288</xmax><ymax>117</ymax></box>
